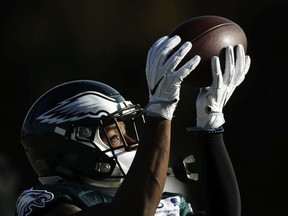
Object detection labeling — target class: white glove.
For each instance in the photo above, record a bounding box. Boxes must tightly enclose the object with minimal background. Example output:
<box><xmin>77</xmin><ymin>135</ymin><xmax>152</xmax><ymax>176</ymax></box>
<box><xmin>144</xmin><ymin>35</ymin><xmax>201</xmax><ymax>120</ymax></box>
<box><xmin>196</xmin><ymin>44</ymin><xmax>251</xmax><ymax>129</ymax></box>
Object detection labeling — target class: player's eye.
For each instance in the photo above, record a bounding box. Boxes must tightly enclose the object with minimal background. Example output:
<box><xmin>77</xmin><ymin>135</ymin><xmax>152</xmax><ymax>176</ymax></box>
<box><xmin>110</xmin><ymin>135</ymin><xmax>120</xmax><ymax>143</ymax></box>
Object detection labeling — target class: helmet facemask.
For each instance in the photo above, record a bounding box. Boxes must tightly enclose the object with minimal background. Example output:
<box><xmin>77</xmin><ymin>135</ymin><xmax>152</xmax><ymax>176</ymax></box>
<box><xmin>69</xmin><ymin>104</ymin><xmax>145</xmax><ymax>186</ymax></box>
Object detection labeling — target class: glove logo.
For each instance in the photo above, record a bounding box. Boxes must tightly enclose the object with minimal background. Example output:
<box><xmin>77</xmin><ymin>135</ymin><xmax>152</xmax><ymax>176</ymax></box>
<box><xmin>151</xmin><ymin>77</ymin><xmax>164</xmax><ymax>95</ymax></box>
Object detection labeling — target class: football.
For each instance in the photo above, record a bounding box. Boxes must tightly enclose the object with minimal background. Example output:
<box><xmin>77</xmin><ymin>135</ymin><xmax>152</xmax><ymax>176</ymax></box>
<box><xmin>168</xmin><ymin>15</ymin><xmax>248</xmax><ymax>87</ymax></box>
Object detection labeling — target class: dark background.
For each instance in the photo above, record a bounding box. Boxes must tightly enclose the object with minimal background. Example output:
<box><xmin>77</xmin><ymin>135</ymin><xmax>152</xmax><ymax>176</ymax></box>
<box><xmin>1</xmin><ymin>0</ymin><xmax>287</xmax><ymax>215</ymax></box>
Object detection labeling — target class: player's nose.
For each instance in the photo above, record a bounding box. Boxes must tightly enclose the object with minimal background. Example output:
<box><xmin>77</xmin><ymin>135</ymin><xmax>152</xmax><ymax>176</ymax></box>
<box><xmin>123</xmin><ymin>134</ymin><xmax>138</xmax><ymax>151</ymax></box>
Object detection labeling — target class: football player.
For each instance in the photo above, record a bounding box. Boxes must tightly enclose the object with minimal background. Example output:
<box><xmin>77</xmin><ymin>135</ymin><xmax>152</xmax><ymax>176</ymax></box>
<box><xmin>15</xmin><ymin>35</ymin><xmax>250</xmax><ymax>216</ymax></box>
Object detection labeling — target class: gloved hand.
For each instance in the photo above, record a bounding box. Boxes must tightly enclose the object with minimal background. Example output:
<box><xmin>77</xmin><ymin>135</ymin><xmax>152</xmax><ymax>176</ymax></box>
<box><xmin>196</xmin><ymin>44</ymin><xmax>251</xmax><ymax>129</ymax></box>
<box><xmin>144</xmin><ymin>35</ymin><xmax>201</xmax><ymax>120</ymax></box>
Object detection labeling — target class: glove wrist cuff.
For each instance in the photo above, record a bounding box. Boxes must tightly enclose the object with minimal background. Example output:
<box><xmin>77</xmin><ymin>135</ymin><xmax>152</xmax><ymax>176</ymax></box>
<box><xmin>196</xmin><ymin>112</ymin><xmax>225</xmax><ymax>129</ymax></box>
<box><xmin>186</xmin><ymin>126</ymin><xmax>224</xmax><ymax>134</ymax></box>
<box><xmin>144</xmin><ymin>102</ymin><xmax>177</xmax><ymax>120</ymax></box>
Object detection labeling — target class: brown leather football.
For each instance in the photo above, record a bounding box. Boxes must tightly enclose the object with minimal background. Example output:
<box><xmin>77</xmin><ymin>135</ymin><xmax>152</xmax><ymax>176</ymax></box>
<box><xmin>169</xmin><ymin>15</ymin><xmax>247</xmax><ymax>87</ymax></box>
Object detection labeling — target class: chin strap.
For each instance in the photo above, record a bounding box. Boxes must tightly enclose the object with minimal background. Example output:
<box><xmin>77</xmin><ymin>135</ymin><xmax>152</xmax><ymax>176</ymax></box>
<box><xmin>79</xmin><ymin>176</ymin><xmax>123</xmax><ymax>189</ymax></box>
<box><xmin>39</xmin><ymin>175</ymin><xmax>123</xmax><ymax>189</ymax></box>
<box><xmin>38</xmin><ymin>176</ymin><xmax>64</xmax><ymax>184</ymax></box>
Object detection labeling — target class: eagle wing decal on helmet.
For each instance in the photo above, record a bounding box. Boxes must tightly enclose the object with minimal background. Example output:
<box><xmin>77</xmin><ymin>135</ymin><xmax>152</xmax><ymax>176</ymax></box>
<box><xmin>36</xmin><ymin>91</ymin><xmax>120</xmax><ymax>124</ymax></box>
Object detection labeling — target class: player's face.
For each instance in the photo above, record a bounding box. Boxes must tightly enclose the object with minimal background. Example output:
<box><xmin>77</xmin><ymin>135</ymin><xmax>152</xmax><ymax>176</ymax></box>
<box><xmin>99</xmin><ymin>122</ymin><xmax>137</xmax><ymax>151</ymax></box>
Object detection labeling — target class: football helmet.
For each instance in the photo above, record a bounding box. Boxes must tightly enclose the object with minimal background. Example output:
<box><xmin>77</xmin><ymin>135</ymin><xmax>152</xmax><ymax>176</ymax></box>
<box><xmin>21</xmin><ymin>80</ymin><xmax>144</xmax><ymax>188</ymax></box>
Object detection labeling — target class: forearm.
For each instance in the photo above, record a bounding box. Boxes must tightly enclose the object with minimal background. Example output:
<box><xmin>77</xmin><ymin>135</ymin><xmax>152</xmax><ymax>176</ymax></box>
<box><xmin>111</xmin><ymin>116</ymin><xmax>171</xmax><ymax>216</ymax></box>
<box><xmin>197</xmin><ymin>133</ymin><xmax>241</xmax><ymax>216</ymax></box>
<box><xmin>194</xmin><ymin>44</ymin><xmax>249</xmax><ymax>216</ymax></box>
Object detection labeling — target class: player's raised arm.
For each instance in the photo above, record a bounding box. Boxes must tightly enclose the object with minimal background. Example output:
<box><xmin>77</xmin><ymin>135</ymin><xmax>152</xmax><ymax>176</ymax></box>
<box><xmin>189</xmin><ymin>44</ymin><xmax>250</xmax><ymax>216</ymax></box>
<box><xmin>109</xmin><ymin>35</ymin><xmax>200</xmax><ymax>216</ymax></box>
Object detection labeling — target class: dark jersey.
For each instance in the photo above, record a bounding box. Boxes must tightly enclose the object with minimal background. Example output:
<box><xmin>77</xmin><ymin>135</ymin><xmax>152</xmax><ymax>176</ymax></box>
<box><xmin>15</xmin><ymin>134</ymin><xmax>237</xmax><ymax>216</ymax></box>
<box><xmin>15</xmin><ymin>182</ymin><xmax>194</xmax><ymax>216</ymax></box>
